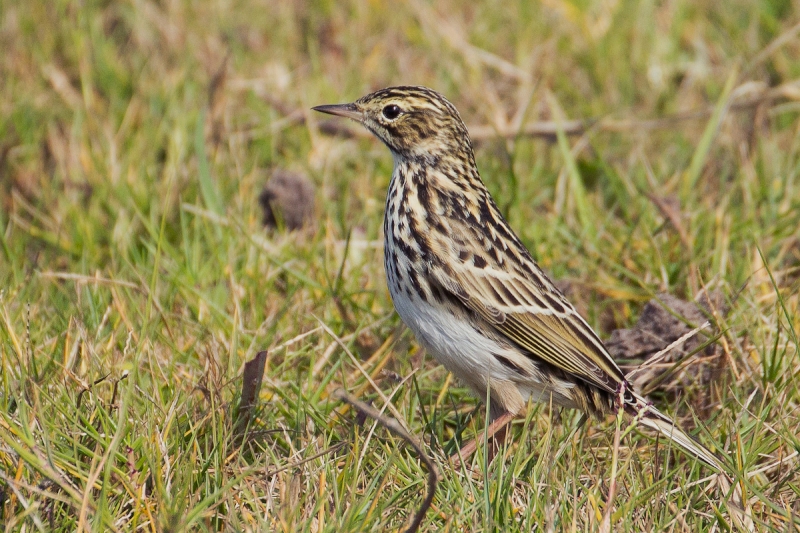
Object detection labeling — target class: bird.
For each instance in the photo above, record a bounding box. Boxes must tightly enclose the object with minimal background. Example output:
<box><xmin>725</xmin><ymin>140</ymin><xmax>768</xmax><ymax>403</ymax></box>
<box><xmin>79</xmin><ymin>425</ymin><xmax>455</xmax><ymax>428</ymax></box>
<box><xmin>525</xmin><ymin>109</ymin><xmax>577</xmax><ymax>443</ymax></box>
<box><xmin>312</xmin><ymin>86</ymin><xmax>725</xmax><ymax>471</ymax></box>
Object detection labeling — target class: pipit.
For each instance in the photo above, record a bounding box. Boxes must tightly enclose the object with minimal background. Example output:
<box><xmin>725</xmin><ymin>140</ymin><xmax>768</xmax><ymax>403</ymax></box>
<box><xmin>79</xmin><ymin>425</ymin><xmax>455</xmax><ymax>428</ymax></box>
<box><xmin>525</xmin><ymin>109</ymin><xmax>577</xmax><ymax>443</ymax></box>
<box><xmin>313</xmin><ymin>86</ymin><xmax>724</xmax><ymax>471</ymax></box>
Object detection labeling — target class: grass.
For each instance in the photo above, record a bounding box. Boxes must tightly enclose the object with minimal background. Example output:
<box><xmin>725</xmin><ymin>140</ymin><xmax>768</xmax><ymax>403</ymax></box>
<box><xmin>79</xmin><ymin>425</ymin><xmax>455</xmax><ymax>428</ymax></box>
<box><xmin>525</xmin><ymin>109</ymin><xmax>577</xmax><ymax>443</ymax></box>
<box><xmin>1</xmin><ymin>0</ymin><xmax>799</xmax><ymax>530</ymax></box>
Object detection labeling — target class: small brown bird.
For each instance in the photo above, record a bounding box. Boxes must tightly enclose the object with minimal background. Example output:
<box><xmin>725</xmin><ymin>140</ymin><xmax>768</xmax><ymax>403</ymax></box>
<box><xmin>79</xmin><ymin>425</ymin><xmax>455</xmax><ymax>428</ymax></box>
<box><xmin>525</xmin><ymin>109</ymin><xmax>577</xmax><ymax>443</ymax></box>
<box><xmin>313</xmin><ymin>86</ymin><xmax>724</xmax><ymax>470</ymax></box>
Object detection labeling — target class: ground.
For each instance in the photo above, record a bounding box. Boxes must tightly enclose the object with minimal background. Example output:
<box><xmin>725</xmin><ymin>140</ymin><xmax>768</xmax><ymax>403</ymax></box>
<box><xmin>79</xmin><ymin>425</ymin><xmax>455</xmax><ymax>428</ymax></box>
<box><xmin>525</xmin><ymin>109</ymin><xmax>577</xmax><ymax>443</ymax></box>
<box><xmin>1</xmin><ymin>0</ymin><xmax>799</xmax><ymax>531</ymax></box>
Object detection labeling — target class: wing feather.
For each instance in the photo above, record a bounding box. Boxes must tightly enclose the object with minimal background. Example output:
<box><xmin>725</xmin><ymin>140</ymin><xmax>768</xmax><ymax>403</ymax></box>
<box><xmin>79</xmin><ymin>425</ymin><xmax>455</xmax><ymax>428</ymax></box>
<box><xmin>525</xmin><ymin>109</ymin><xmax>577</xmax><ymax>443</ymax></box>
<box><xmin>432</xmin><ymin>256</ymin><xmax>625</xmax><ymax>395</ymax></box>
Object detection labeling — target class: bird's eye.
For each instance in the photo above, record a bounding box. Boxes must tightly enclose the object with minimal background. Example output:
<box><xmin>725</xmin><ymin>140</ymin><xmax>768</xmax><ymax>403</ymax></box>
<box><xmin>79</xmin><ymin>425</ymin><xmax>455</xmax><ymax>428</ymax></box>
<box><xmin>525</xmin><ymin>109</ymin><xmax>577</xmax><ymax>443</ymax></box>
<box><xmin>382</xmin><ymin>105</ymin><xmax>402</xmax><ymax>120</ymax></box>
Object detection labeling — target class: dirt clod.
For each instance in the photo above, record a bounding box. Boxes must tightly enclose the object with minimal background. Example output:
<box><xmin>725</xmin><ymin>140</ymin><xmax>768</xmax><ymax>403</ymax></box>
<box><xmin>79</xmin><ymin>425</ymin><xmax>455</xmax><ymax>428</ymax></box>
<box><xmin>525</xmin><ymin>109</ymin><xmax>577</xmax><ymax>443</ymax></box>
<box><xmin>607</xmin><ymin>291</ymin><xmax>728</xmax><ymax>399</ymax></box>
<box><xmin>259</xmin><ymin>169</ymin><xmax>316</xmax><ymax>231</ymax></box>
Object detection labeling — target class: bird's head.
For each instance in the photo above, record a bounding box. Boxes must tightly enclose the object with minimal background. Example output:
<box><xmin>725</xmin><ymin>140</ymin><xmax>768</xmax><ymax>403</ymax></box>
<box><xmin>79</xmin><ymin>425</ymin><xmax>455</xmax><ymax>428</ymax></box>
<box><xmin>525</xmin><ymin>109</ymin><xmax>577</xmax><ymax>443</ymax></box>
<box><xmin>313</xmin><ymin>86</ymin><xmax>472</xmax><ymax>162</ymax></box>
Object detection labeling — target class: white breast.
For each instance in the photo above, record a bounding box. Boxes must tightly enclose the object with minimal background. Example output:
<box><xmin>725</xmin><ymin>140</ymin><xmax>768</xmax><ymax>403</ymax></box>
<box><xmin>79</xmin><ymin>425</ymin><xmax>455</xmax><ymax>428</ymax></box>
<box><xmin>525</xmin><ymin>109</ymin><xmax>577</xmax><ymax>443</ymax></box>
<box><xmin>389</xmin><ymin>281</ymin><xmax>578</xmax><ymax>412</ymax></box>
<box><xmin>389</xmin><ymin>284</ymin><xmax>509</xmax><ymax>392</ymax></box>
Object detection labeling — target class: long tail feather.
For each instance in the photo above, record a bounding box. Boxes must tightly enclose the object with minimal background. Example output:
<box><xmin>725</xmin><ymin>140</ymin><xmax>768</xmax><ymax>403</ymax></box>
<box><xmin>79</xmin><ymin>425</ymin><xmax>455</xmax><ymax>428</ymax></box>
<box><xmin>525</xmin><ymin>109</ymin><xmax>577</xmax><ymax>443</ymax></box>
<box><xmin>628</xmin><ymin>393</ymin><xmax>754</xmax><ymax>531</ymax></box>
<box><xmin>627</xmin><ymin>392</ymin><xmax>724</xmax><ymax>472</ymax></box>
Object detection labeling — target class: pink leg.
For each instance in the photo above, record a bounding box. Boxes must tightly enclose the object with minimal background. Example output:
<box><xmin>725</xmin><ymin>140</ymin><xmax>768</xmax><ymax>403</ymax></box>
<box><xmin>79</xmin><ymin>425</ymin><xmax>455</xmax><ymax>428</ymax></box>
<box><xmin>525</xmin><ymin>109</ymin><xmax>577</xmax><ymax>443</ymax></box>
<box><xmin>450</xmin><ymin>411</ymin><xmax>516</xmax><ymax>467</ymax></box>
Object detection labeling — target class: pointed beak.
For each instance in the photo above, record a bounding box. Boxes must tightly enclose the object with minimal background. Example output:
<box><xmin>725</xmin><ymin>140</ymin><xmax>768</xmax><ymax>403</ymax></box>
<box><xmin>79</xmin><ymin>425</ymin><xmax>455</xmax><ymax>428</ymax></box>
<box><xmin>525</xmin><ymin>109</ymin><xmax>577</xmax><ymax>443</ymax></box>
<box><xmin>311</xmin><ymin>102</ymin><xmax>363</xmax><ymax>121</ymax></box>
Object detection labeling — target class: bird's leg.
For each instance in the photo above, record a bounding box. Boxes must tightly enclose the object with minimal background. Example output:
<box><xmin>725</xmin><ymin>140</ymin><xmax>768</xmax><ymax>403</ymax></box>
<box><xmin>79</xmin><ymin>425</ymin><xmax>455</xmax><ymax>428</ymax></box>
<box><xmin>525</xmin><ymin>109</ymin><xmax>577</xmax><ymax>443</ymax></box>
<box><xmin>450</xmin><ymin>410</ymin><xmax>515</xmax><ymax>467</ymax></box>
<box><xmin>615</xmin><ymin>380</ymin><xmax>627</xmax><ymax>410</ymax></box>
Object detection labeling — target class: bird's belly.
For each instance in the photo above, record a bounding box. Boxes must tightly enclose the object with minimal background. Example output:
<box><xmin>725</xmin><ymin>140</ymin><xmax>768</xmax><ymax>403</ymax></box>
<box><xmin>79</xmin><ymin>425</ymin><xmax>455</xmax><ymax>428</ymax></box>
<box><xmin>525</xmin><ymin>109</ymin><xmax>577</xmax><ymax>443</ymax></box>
<box><xmin>390</xmin><ymin>285</ymin><xmax>507</xmax><ymax>391</ymax></box>
<box><xmin>388</xmin><ymin>283</ymin><xmax>577</xmax><ymax>411</ymax></box>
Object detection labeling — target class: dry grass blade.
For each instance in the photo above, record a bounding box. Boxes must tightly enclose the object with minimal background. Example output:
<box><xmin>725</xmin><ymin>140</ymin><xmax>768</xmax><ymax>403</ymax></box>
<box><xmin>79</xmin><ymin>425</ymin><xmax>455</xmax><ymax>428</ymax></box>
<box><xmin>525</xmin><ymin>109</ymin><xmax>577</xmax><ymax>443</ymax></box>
<box><xmin>38</xmin><ymin>271</ymin><xmax>142</xmax><ymax>290</ymax></box>
<box><xmin>645</xmin><ymin>193</ymin><xmax>692</xmax><ymax>250</ymax></box>
<box><xmin>745</xmin><ymin>20</ymin><xmax>800</xmax><ymax>73</ymax></box>
<box><xmin>625</xmin><ymin>321</ymin><xmax>710</xmax><ymax>382</ymax></box>
<box><xmin>717</xmin><ymin>475</ymin><xmax>755</xmax><ymax>532</ymax></box>
<box><xmin>333</xmin><ymin>389</ymin><xmax>438</xmax><ymax>533</ymax></box>
<box><xmin>317</xmin><ymin>317</ymin><xmax>411</xmax><ymax>428</ymax></box>
<box><xmin>265</xmin><ymin>441</ymin><xmax>348</xmax><ymax>477</ymax></box>
<box><xmin>681</xmin><ymin>68</ymin><xmax>739</xmax><ymax>199</ymax></box>
<box><xmin>404</xmin><ymin>0</ymin><xmax>529</xmax><ymax>81</ymax></box>
<box><xmin>598</xmin><ymin>386</ymin><xmax>627</xmax><ymax>533</ymax></box>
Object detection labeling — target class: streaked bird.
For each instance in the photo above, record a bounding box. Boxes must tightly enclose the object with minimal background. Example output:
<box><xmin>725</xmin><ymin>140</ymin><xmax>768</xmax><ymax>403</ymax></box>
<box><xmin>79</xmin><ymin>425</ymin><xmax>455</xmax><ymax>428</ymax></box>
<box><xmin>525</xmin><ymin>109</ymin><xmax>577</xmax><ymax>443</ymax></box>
<box><xmin>313</xmin><ymin>86</ymin><xmax>724</xmax><ymax>471</ymax></box>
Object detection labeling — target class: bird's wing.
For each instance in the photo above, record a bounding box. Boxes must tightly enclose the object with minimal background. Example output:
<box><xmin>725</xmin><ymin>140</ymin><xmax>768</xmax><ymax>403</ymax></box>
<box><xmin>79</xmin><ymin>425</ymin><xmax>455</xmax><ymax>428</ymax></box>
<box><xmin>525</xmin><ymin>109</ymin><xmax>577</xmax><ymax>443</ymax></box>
<box><xmin>430</xmin><ymin>244</ymin><xmax>626</xmax><ymax>396</ymax></box>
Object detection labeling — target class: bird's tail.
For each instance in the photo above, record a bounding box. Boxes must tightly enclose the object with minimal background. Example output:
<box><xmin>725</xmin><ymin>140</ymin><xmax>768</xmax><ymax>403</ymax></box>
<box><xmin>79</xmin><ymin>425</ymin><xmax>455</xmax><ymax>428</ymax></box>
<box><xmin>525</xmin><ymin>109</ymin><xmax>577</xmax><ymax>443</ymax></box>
<box><xmin>626</xmin><ymin>392</ymin><xmax>724</xmax><ymax>472</ymax></box>
<box><xmin>627</xmin><ymin>392</ymin><xmax>755</xmax><ymax>531</ymax></box>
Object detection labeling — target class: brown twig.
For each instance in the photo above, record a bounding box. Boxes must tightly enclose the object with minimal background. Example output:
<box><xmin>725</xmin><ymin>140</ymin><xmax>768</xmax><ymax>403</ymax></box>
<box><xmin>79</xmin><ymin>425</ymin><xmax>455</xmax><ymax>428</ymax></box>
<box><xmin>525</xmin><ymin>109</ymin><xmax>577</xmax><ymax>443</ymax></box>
<box><xmin>333</xmin><ymin>388</ymin><xmax>438</xmax><ymax>533</ymax></box>
<box><xmin>234</xmin><ymin>350</ymin><xmax>268</xmax><ymax>439</ymax></box>
<box><xmin>293</xmin><ymin>80</ymin><xmax>800</xmax><ymax>142</ymax></box>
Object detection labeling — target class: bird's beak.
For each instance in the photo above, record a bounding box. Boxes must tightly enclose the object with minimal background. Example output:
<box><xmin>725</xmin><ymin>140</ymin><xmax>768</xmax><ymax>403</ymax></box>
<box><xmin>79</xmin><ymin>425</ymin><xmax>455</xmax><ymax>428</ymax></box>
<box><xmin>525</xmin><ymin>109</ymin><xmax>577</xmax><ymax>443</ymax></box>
<box><xmin>311</xmin><ymin>102</ymin><xmax>363</xmax><ymax>121</ymax></box>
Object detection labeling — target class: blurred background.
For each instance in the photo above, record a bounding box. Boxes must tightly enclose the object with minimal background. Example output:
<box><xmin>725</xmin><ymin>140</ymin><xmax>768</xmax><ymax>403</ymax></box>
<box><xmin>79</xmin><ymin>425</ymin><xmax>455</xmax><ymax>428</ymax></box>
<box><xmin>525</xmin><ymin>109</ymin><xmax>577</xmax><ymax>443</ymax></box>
<box><xmin>1</xmin><ymin>0</ymin><xmax>799</xmax><ymax>531</ymax></box>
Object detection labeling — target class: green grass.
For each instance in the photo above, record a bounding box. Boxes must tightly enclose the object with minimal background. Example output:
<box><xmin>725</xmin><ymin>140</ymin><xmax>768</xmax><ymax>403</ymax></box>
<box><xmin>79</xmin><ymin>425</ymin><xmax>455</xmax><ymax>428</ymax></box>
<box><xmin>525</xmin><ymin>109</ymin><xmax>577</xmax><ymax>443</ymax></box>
<box><xmin>1</xmin><ymin>0</ymin><xmax>800</xmax><ymax>531</ymax></box>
